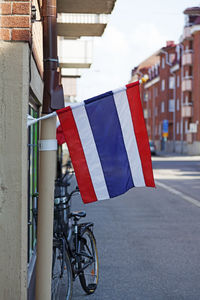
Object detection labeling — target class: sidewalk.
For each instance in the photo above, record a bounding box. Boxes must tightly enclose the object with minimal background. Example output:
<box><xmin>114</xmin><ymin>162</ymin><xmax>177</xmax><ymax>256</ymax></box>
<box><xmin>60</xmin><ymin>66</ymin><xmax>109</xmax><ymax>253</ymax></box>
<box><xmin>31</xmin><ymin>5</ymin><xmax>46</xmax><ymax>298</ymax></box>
<box><xmin>153</xmin><ymin>151</ymin><xmax>200</xmax><ymax>160</ymax></box>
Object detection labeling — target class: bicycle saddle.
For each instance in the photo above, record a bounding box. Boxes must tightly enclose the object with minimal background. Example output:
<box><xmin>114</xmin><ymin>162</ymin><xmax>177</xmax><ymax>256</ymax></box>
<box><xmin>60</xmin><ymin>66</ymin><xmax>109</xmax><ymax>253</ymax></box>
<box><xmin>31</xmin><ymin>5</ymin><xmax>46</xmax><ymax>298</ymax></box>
<box><xmin>70</xmin><ymin>211</ymin><xmax>86</xmax><ymax>218</ymax></box>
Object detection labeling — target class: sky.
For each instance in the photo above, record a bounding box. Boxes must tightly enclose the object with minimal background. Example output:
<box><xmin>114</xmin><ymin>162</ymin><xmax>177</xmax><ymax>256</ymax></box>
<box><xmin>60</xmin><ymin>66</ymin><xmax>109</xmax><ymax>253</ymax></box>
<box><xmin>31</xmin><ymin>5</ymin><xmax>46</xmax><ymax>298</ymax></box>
<box><xmin>76</xmin><ymin>0</ymin><xmax>200</xmax><ymax>101</ymax></box>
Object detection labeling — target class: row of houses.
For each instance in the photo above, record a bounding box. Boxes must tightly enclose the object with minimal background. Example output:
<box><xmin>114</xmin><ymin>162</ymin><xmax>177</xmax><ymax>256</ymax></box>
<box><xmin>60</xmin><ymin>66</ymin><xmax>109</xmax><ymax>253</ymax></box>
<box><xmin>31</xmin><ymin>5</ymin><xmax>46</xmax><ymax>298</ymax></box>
<box><xmin>130</xmin><ymin>6</ymin><xmax>200</xmax><ymax>155</ymax></box>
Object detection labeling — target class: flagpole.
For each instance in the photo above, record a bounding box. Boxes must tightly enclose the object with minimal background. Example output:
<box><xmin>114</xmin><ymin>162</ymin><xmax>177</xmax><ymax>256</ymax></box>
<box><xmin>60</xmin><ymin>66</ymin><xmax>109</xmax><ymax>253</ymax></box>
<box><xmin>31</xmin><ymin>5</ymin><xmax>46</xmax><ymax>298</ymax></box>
<box><xmin>35</xmin><ymin>116</ymin><xmax>57</xmax><ymax>300</ymax></box>
<box><xmin>27</xmin><ymin>111</ymin><xmax>57</xmax><ymax>127</ymax></box>
<box><xmin>35</xmin><ymin>0</ymin><xmax>64</xmax><ymax>298</ymax></box>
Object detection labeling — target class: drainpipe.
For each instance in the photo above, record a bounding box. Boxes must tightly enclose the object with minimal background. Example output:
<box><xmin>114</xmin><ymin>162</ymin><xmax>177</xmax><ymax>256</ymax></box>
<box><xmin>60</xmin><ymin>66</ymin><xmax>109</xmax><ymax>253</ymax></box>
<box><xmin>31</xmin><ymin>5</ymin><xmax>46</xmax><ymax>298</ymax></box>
<box><xmin>35</xmin><ymin>0</ymin><xmax>64</xmax><ymax>298</ymax></box>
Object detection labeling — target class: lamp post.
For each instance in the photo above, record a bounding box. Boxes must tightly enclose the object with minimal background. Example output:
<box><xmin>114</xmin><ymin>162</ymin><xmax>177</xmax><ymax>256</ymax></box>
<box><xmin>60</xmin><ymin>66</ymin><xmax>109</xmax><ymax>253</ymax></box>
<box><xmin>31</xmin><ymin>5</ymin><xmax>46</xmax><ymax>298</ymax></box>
<box><xmin>160</xmin><ymin>49</ymin><xmax>176</xmax><ymax>152</ymax></box>
<box><xmin>179</xmin><ymin>44</ymin><xmax>184</xmax><ymax>154</ymax></box>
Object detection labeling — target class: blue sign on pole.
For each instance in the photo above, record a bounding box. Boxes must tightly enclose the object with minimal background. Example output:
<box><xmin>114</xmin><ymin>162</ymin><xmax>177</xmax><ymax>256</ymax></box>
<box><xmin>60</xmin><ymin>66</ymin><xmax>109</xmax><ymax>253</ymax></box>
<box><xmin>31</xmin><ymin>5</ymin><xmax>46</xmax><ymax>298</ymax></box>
<box><xmin>163</xmin><ymin>119</ymin><xmax>168</xmax><ymax>133</ymax></box>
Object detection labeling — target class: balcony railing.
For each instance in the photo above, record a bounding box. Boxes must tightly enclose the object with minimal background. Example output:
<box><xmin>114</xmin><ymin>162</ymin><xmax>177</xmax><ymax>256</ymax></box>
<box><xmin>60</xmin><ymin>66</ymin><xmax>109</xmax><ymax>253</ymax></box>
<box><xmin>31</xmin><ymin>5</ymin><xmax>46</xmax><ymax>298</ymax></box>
<box><xmin>181</xmin><ymin>103</ymin><xmax>193</xmax><ymax>118</ymax></box>
<box><xmin>58</xmin><ymin>13</ymin><xmax>109</xmax><ymax>24</ymax></box>
<box><xmin>58</xmin><ymin>39</ymin><xmax>93</xmax><ymax>67</ymax></box>
<box><xmin>182</xmin><ymin>77</ymin><xmax>193</xmax><ymax>92</ymax></box>
<box><xmin>182</xmin><ymin>51</ymin><xmax>193</xmax><ymax>66</ymax></box>
<box><xmin>57</xmin><ymin>14</ymin><xmax>108</xmax><ymax>37</ymax></box>
<box><xmin>182</xmin><ymin>26</ymin><xmax>192</xmax><ymax>40</ymax></box>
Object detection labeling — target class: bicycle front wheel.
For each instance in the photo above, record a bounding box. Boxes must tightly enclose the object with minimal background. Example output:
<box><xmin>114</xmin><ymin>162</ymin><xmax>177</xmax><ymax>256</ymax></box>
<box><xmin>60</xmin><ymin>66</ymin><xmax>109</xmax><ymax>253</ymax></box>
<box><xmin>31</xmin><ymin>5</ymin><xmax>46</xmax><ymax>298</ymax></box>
<box><xmin>79</xmin><ymin>229</ymin><xmax>99</xmax><ymax>294</ymax></box>
<box><xmin>51</xmin><ymin>244</ymin><xmax>73</xmax><ymax>300</ymax></box>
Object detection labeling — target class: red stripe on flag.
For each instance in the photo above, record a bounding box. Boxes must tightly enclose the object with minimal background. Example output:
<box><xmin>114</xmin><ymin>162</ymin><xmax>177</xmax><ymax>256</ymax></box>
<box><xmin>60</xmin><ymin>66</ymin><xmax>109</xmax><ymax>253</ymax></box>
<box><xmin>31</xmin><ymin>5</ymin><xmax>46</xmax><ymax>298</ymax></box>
<box><xmin>57</xmin><ymin>107</ymin><xmax>98</xmax><ymax>203</ymax></box>
<box><xmin>126</xmin><ymin>82</ymin><xmax>155</xmax><ymax>187</ymax></box>
<box><xmin>56</xmin><ymin>124</ymin><xmax>66</xmax><ymax>145</ymax></box>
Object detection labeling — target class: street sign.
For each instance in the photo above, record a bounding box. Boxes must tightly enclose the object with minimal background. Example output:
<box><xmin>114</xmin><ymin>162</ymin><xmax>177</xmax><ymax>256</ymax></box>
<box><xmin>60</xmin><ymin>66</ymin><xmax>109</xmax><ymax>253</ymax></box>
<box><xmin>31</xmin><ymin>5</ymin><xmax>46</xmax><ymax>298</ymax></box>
<box><xmin>162</xmin><ymin>132</ymin><xmax>168</xmax><ymax>138</ymax></box>
<box><xmin>162</xmin><ymin>119</ymin><xmax>169</xmax><ymax>133</ymax></box>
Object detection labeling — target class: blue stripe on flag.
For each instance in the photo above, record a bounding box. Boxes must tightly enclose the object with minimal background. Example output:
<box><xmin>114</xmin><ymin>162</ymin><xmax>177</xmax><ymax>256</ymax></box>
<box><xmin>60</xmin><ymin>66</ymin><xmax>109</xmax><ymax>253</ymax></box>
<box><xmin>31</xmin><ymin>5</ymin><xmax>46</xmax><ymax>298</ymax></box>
<box><xmin>85</xmin><ymin>92</ymin><xmax>134</xmax><ymax>198</ymax></box>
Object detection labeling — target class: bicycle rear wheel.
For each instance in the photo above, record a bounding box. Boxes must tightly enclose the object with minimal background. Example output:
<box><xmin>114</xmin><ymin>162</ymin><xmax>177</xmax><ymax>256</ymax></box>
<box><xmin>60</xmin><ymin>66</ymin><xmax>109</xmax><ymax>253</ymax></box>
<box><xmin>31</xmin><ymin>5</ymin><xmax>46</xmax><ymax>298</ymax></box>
<box><xmin>79</xmin><ymin>229</ymin><xmax>99</xmax><ymax>294</ymax></box>
<box><xmin>51</xmin><ymin>244</ymin><xmax>73</xmax><ymax>300</ymax></box>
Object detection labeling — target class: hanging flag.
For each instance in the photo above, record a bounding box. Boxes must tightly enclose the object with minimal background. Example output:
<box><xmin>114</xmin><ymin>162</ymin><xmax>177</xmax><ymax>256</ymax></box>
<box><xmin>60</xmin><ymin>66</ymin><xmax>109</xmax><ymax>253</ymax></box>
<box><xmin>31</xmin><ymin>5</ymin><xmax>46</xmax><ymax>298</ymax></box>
<box><xmin>57</xmin><ymin>81</ymin><xmax>155</xmax><ymax>204</ymax></box>
<box><xmin>56</xmin><ymin>124</ymin><xmax>66</xmax><ymax>145</ymax></box>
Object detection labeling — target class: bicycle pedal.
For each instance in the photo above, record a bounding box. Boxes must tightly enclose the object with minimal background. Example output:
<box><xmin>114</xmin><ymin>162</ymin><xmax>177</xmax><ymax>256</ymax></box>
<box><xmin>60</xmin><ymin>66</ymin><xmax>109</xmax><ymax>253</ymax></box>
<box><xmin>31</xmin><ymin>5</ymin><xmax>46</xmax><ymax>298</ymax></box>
<box><xmin>88</xmin><ymin>284</ymin><xmax>97</xmax><ymax>290</ymax></box>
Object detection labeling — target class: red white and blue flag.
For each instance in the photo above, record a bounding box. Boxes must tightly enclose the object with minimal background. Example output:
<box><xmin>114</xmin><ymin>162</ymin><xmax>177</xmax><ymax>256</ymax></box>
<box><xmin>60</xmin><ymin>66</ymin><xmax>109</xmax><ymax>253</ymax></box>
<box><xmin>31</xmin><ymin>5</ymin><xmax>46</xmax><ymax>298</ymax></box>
<box><xmin>57</xmin><ymin>81</ymin><xmax>155</xmax><ymax>204</ymax></box>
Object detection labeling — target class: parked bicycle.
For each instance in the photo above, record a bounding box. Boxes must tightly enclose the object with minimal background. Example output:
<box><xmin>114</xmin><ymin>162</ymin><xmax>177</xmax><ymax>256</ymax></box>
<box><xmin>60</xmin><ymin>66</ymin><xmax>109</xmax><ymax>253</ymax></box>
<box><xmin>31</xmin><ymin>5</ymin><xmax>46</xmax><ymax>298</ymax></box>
<box><xmin>51</xmin><ymin>172</ymin><xmax>99</xmax><ymax>299</ymax></box>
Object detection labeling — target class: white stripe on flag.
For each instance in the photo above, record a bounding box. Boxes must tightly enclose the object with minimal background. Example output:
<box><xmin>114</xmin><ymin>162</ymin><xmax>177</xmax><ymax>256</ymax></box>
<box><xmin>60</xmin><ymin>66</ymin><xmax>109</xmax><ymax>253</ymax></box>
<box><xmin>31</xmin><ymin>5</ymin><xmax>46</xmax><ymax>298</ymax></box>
<box><xmin>72</xmin><ymin>104</ymin><xmax>109</xmax><ymax>200</ymax></box>
<box><xmin>113</xmin><ymin>88</ymin><xmax>145</xmax><ymax>187</ymax></box>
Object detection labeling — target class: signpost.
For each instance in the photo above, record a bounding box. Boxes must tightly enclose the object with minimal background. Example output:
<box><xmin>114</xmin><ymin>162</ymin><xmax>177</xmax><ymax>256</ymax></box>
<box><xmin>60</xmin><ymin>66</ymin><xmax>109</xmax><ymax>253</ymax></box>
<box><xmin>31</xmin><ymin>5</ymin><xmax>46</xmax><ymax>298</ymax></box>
<box><xmin>162</xmin><ymin>119</ymin><xmax>169</xmax><ymax>139</ymax></box>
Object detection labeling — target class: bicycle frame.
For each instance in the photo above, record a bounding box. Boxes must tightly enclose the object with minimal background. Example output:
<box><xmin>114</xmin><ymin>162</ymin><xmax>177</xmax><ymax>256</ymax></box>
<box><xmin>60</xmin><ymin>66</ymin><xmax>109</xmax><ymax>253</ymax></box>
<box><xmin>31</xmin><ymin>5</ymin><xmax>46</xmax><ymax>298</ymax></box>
<box><xmin>53</xmin><ymin>184</ymin><xmax>95</xmax><ymax>280</ymax></box>
<box><xmin>66</xmin><ymin>219</ymin><xmax>95</xmax><ymax>279</ymax></box>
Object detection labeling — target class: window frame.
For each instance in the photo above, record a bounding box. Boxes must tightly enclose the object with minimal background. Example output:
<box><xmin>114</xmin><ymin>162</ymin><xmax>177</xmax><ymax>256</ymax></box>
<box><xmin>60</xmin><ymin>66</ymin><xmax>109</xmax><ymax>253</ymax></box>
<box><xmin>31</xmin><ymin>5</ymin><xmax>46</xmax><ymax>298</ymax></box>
<box><xmin>27</xmin><ymin>98</ymin><xmax>40</xmax><ymax>265</ymax></box>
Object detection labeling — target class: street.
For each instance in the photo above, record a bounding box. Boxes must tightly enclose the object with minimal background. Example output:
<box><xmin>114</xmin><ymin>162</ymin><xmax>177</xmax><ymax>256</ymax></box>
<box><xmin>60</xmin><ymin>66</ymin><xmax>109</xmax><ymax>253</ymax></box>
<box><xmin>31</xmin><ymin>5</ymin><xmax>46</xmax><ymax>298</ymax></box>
<box><xmin>70</xmin><ymin>155</ymin><xmax>200</xmax><ymax>300</ymax></box>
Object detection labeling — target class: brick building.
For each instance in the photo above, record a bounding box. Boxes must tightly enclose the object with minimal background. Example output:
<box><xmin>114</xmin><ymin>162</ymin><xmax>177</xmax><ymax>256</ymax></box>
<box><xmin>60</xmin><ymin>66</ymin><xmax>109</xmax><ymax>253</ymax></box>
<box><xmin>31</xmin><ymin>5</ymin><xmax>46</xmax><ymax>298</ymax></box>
<box><xmin>130</xmin><ymin>6</ymin><xmax>200</xmax><ymax>155</ymax></box>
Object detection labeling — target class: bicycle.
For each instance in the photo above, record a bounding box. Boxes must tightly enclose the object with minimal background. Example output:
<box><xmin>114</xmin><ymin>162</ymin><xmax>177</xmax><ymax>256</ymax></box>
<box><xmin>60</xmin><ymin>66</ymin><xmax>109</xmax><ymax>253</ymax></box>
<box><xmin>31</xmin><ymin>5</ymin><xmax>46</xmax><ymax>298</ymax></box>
<box><xmin>51</xmin><ymin>172</ymin><xmax>99</xmax><ymax>299</ymax></box>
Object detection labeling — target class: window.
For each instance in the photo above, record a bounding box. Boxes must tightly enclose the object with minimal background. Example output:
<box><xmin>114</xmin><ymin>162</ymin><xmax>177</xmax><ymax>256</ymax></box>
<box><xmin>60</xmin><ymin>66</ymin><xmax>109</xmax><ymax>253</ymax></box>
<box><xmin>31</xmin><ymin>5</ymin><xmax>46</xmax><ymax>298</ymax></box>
<box><xmin>177</xmin><ymin>99</ymin><xmax>180</xmax><ymax>111</ymax></box>
<box><xmin>161</xmin><ymin>101</ymin><xmax>165</xmax><ymax>113</ymax></box>
<box><xmin>28</xmin><ymin>104</ymin><xmax>39</xmax><ymax>264</ymax></box>
<box><xmin>169</xmin><ymin>53</ymin><xmax>175</xmax><ymax>64</ymax></box>
<box><xmin>189</xmin><ymin>66</ymin><xmax>193</xmax><ymax>76</ymax></box>
<box><xmin>143</xmin><ymin>109</ymin><xmax>148</xmax><ymax>119</ymax></box>
<box><xmin>149</xmin><ymin>70</ymin><xmax>152</xmax><ymax>80</ymax></box>
<box><xmin>169</xmin><ymin>99</ymin><xmax>175</xmax><ymax>112</ymax></box>
<box><xmin>162</xmin><ymin>57</ymin><xmax>165</xmax><ymax>69</ymax></box>
<box><xmin>161</xmin><ymin>79</ymin><xmax>165</xmax><ymax>91</ymax></box>
<box><xmin>176</xmin><ymin>45</ymin><xmax>180</xmax><ymax>61</ymax></box>
<box><xmin>177</xmin><ymin>75</ymin><xmax>180</xmax><ymax>87</ymax></box>
<box><xmin>185</xmin><ymin>120</ymin><xmax>188</xmax><ymax>133</ymax></box>
<box><xmin>176</xmin><ymin>122</ymin><xmax>179</xmax><ymax>134</ymax></box>
<box><xmin>180</xmin><ymin>121</ymin><xmax>183</xmax><ymax>134</ymax></box>
<box><xmin>144</xmin><ymin>92</ymin><xmax>148</xmax><ymax>102</ymax></box>
<box><xmin>148</xmin><ymin>109</ymin><xmax>151</xmax><ymax>117</ymax></box>
<box><xmin>154</xmin><ymin>87</ymin><xmax>158</xmax><ymax>98</ymax></box>
<box><xmin>169</xmin><ymin>76</ymin><xmax>175</xmax><ymax>89</ymax></box>
<box><xmin>154</xmin><ymin>106</ymin><xmax>158</xmax><ymax>116</ymax></box>
<box><xmin>159</xmin><ymin>123</ymin><xmax>162</xmax><ymax>135</ymax></box>
<box><xmin>155</xmin><ymin>65</ymin><xmax>158</xmax><ymax>76</ymax></box>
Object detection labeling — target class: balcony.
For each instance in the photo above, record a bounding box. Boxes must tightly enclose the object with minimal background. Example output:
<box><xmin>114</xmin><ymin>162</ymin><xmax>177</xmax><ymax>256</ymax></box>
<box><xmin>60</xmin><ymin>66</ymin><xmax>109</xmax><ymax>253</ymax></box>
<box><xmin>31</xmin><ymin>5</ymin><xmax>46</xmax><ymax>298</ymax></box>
<box><xmin>57</xmin><ymin>0</ymin><xmax>116</xmax><ymax>14</ymax></box>
<box><xmin>191</xmin><ymin>24</ymin><xmax>200</xmax><ymax>35</ymax></box>
<box><xmin>182</xmin><ymin>77</ymin><xmax>192</xmax><ymax>92</ymax></box>
<box><xmin>181</xmin><ymin>104</ymin><xmax>193</xmax><ymax>118</ymax></box>
<box><xmin>61</xmin><ymin>68</ymin><xmax>82</xmax><ymax>78</ymax></box>
<box><xmin>57</xmin><ymin>14</ymin><xmax>108</xmax><ymax>38</ymax></box>
<box><xmin>182</xmin><ymin>51</ymin><xmax>193</xmax><ymax>66</ymax></box>
<box><xmin>143</xmin><ymin>109</ymin><xmax>148</xmax><ymax>119</ymax></box>
<box><xmin>182</xmin><ymin>26</ymin><xmax>192</xmax><ymax>40</ymax></box>
<box><xmin>58</xmin><ymin>38</ymin><xmax>93</xmax><ymax>69</ymax></box>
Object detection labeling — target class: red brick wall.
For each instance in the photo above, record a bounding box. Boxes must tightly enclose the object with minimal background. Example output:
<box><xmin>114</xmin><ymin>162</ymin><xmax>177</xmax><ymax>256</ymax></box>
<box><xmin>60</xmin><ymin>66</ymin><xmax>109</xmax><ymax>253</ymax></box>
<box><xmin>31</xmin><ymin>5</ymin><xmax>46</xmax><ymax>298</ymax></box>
<box><xmin>131</xmin><ymin>28</ymin><xmax>200</xmax><ymax>149</ymax></box>
<box><xmin>192</xmin><ymin>31</ymin><xmax>200</xmax><ymax>141</ymax></box>
<box><xmin>0</xmin><ymin>0</ymin><xmax>43</xmax><ymax>75</ymax></box>
<box><xmin>0</xmin><ymin>1</ymin><xmax>31</xmax><ymax>41</ymax></box>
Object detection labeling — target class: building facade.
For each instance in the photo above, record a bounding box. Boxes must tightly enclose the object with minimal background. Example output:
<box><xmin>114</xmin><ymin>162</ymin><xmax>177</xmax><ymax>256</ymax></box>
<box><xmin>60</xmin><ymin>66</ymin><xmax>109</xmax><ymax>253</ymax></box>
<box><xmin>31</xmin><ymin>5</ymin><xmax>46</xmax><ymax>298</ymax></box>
<box><xmin>0</xmin><ymin>0</ymin><xmax>116</xmax><ymax>298</ymax></box>
<box><xmin>130</xmin><ymin>7</ymin><xmax>200</xmax><ymax>155</ymax></box>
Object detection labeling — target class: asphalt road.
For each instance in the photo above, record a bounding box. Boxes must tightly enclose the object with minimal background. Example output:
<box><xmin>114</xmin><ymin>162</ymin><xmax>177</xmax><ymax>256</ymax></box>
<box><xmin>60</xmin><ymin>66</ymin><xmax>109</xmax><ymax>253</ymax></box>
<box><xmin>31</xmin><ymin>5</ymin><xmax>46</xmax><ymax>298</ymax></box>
<box><xmin>69</xmin><ymin>155</ymin><xmax>200</xmax><ymax>300</ymax></box>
